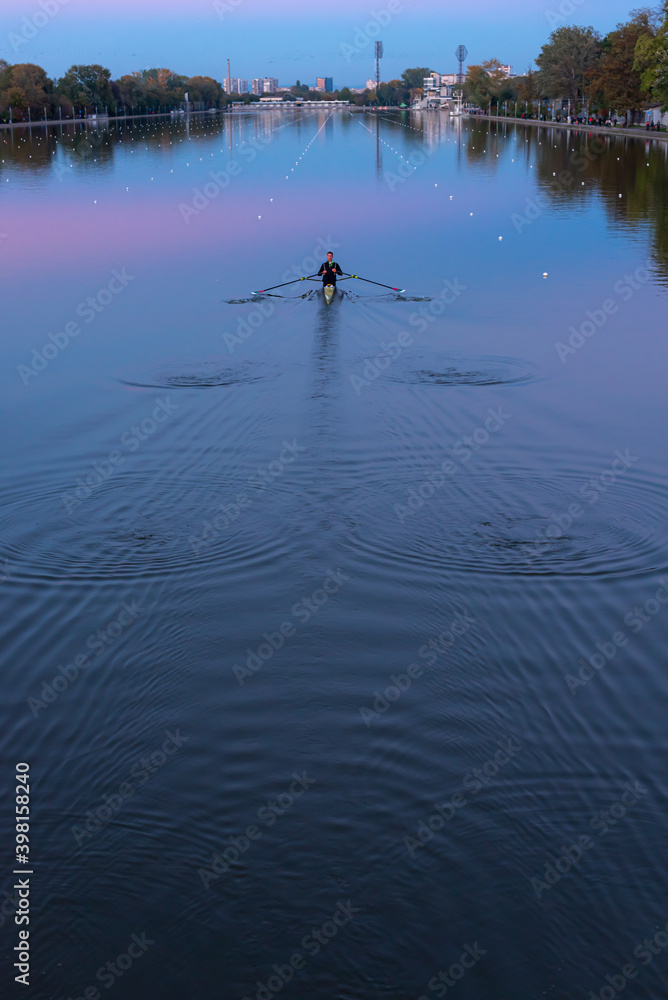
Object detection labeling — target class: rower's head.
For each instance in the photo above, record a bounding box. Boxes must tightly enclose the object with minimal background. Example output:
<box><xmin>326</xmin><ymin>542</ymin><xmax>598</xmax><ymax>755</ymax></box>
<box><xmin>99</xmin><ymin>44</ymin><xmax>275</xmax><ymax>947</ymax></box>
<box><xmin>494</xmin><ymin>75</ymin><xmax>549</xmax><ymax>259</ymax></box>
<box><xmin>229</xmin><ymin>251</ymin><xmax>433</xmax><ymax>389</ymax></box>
<box><xmin>326</xmin><ymin>251</ymin><xmax>333</xmax><ymax>261</ymax></box>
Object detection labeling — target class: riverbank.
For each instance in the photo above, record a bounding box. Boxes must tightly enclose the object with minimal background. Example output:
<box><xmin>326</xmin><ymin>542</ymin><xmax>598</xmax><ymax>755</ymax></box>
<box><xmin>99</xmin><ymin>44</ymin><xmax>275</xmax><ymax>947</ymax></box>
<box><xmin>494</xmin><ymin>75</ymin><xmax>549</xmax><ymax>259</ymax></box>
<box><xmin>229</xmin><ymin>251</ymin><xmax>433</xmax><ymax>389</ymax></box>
<box><xmin>470</xmin><ymin>113</ymin><xmax>668</xmax><ymax>143</ymax></box>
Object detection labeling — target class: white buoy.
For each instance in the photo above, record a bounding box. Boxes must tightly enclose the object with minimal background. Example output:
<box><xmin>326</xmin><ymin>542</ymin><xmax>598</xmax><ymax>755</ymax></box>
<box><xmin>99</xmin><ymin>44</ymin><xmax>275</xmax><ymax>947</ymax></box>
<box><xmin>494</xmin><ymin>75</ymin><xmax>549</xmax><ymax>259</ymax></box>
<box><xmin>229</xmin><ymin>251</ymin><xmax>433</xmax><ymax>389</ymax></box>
<box><xmin>498</xmin><ymin>236</ymin><xmax>503</xmax><ymax>241</ymax></box>
<box><xmin>543</xmin><ymin>272</ymin><xmax>548</xmax><ymax>278</ymax></box>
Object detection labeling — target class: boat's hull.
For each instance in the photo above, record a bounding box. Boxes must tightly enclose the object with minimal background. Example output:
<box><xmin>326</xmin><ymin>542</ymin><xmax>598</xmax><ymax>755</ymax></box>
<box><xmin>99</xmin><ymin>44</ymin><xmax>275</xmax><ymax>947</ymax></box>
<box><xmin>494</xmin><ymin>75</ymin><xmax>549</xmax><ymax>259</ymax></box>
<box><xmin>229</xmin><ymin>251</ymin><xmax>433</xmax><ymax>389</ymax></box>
<box><xmin>323</xmin><ymin>284</ymin><xmax>335</xmax><ymax>304</ymax></box>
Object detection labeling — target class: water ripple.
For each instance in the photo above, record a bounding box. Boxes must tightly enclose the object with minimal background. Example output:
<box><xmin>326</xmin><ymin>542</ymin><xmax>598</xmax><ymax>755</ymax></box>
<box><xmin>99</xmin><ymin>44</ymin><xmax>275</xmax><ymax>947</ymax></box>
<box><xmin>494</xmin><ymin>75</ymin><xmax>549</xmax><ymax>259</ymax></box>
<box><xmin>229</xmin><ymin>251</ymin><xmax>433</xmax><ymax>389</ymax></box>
<box><xmin>118</xmin><ymin>359</ymin><xmax>282</xmax><ymax>390</ymax></box>
<box><xmin>379</xmin><ymin>353</ymin><xmax>536</xmax><ymax>387</ymax></box>
<box><xmin>346</xmin><ymin>471</ymin><xmax>668</xmax><ymax>580</ymax></box>
<box><xmin>0</xmin><ymin>472</ymin><xmax>287</xmax><ymax>583</ymax></box>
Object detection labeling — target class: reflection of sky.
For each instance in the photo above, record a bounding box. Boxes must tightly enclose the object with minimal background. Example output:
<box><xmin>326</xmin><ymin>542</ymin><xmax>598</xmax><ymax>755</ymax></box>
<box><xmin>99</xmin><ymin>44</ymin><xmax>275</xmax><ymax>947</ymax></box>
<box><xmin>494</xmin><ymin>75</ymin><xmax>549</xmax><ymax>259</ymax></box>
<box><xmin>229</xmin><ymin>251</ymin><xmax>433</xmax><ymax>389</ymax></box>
<box><xmin>2</xmin><ymin>114</ymin><xmax>662</xmax><ymax>290</ymax></box>
<box><xmin>0</xmin><ymin>0</ymin><xmax>638</xmax><ymax>87</ymax></box>
<box><xmin>2</xmin><ymin>112</ymin><xmax>666</xmax><ymax>455</ymax></box>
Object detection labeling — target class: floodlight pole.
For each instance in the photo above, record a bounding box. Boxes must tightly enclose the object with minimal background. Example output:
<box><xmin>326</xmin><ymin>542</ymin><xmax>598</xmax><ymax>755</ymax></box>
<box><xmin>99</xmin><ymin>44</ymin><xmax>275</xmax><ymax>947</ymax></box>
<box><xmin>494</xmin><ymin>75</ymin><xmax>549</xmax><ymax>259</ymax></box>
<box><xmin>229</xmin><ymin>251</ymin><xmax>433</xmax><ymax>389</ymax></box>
<box><xmin>375</xmin><ymin>41</ymin><xmax>383</xmax><ymax>94</ymax></box>
<box><xmin>455</xmin><ymin>45</ymin><xmax>468</xmax><ymax>85</ymax></box>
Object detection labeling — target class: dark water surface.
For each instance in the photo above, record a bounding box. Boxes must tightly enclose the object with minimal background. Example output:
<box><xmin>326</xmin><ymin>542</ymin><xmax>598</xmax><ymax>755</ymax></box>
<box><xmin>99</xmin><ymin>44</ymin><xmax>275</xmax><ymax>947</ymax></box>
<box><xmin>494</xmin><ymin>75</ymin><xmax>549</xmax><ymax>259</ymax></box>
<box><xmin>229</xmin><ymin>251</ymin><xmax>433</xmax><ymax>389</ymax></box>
<box><xmin>1</xmin><ymin>110</ymin><xmax>668</xmax><ymax>999</ymax></box>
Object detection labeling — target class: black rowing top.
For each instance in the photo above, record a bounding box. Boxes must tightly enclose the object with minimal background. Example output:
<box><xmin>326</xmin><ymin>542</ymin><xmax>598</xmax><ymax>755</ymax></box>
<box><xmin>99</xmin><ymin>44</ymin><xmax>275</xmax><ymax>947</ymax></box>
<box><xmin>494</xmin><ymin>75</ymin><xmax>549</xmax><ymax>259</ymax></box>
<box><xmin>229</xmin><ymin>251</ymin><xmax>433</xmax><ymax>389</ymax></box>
<box><xmin>318</xmin><ymin>261</ymin><xmax>343</xmax><ymax>284</ymax></box>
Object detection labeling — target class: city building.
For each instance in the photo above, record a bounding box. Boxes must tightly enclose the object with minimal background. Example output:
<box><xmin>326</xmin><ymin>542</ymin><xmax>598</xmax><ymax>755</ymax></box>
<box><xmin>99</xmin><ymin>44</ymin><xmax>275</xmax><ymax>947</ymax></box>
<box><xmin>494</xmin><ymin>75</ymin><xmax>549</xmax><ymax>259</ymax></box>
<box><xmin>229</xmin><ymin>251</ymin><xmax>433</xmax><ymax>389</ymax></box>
<box><xmin>224</xmin><ymin>77</ymin><xmax>248</xmax><ymax>94</ymax></box>
<box><xmin>316</xmin><ymin>77</ymin><xmax>334</xmax><ymax>92</ymax></box>
<box><xmin>252</xmin><ymin>77</ymin><xmax>279</xmax><ymax>94</ymax></box>
<box><xmin>423</xmin><ymin>72</ymin><xmax>455</xmax><ymax>99</ymax></box>
<box><xmin>366</xmin><ymin>78</ymin><xmax>376</xmax><ymax>91</ymax></box>
<box><xmin>420</xmin><ymin>72</ymin><xmax>456</xmax><ymax>107</ymax></box>
<box><xmin>500</xmin><ymin>65</ymin><xmax>513</xmax><ymax>78</ymax></box>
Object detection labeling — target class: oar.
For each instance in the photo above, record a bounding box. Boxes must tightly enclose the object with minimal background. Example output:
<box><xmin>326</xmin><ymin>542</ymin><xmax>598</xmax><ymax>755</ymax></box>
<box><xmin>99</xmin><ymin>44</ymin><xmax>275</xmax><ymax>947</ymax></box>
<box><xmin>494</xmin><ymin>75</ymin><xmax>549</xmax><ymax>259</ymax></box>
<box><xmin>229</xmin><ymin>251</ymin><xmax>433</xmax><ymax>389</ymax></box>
<box><xmin>342</xmin><ymin>273</ymin><xmax>406</xmax><ymax>293</ymax></box>
<box><xmin>252</xmin><ymin>274</ymin><xmax>318</xmax><ymax>295</ymax></box>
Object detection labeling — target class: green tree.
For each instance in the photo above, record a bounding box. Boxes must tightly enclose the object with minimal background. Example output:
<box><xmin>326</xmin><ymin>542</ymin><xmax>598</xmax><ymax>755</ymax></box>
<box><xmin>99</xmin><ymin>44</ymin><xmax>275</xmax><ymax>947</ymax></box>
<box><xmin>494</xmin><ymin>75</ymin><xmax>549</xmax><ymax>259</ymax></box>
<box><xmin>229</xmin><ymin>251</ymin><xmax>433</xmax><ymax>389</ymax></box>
<box><xmin>185</xmin><ymin>76</ymin><xmax>222</xmax><ymax>106</ymax></box>
<box><xmin>377</xmin><ymin>79</ymin><xmax>410</xmax><ymax>105</ymax></box>
<box><xmin>517</xmin><ymin>69</ymin><xmax>539</xmax><ymax>102</ymax></box>
<box><xmin>589</xmin><ymin>9</ymin><xmax>658</xmax><ymax>114</ymax></box>
<box><xmin>117</xmin><ymin>73</ymin><xmax>148</xmax><ymax>111</ymax></box>
<box><xmin>6</xmin><ymin>86</ymin><xmax>28</xmax><ymax>115</ymax></box>
<box><xmin>536</xmin><ymin>25</ymin><xmax>603</xmax><ymax>99</ymax></box>
<box><xmin>58</xmin><ymin>64</ymin><xmax>114</xmax><ymax>111</ymax></box>
<box><xmin>4</xmin><ymin>64</ymin><xmax>53</xmax><ymax>116</ymax></box>
<box><xmin>401</xmin><ymin>67</ymin><xmax>431</xmax><ymax>91</ymax></box>
<box><xmin>465</xmin><ymin>65</ymin><xmax>493</xmax><ymax>107</ymax></box>
<box><xmin>635</xmin><ymin>1</ymin><xmax>668</xmax><ymax>107</ymax></box>
<box><xmin>481</xmin><ymin>58</ymin><xmax>507</xmax><ymax>98</ymax></box>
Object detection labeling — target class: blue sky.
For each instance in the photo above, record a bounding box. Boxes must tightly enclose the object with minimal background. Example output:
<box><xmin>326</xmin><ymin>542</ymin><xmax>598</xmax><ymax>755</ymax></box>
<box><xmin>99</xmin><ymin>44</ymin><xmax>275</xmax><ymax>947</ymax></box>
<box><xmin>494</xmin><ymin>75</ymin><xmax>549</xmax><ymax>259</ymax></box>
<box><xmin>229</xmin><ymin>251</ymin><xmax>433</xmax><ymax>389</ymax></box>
<box><xmin>0</xmin><ymin>0</ymin><xmax>641</xmax><ymax>86</ymax></box>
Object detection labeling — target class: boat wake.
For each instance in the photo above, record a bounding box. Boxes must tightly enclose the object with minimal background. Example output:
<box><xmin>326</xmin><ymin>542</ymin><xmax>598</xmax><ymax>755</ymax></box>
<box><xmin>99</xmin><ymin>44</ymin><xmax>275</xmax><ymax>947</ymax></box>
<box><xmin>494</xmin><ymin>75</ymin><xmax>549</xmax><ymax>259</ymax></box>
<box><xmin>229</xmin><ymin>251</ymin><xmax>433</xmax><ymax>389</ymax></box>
<box><xmin>225</xmin><ymin>291</ymin><xmax>426</xmax><ymax>303</ymax></box>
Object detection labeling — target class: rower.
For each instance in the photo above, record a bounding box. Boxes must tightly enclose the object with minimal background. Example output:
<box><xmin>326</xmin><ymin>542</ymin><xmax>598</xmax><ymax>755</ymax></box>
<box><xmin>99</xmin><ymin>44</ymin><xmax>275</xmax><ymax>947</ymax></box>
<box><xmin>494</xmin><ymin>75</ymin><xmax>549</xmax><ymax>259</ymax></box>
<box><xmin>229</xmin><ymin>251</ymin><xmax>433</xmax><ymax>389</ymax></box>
<box><xmin>318</xmin><ymin>252</ymin><xmax>343</xmax><ymax>288</ymax></box>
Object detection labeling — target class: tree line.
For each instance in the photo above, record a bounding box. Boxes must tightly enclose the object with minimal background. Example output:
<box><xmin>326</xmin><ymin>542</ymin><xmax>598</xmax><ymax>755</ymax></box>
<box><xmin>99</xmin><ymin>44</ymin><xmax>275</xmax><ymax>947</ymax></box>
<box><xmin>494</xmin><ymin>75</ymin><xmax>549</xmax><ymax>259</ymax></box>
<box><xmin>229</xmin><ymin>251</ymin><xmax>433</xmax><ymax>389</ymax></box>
<box><xmin>463</xmin><ymin>4</ymin><xmax>668</xmax><ymax>115</ymax></box>
<box><xmin>0</xmin><ymin>62</ymin><xmax>233</xmax><ymax>121</ymax></box>
<box><xmin>0</xmin><ymin>61</ymin><xmax>435</xmax><ymax>121</ymax></box>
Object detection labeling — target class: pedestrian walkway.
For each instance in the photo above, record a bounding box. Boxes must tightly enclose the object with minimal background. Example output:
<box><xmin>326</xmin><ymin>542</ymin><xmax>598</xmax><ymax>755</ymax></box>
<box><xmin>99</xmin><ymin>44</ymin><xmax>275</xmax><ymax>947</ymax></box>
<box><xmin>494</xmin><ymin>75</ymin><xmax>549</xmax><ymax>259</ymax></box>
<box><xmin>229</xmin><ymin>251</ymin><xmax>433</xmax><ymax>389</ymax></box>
<box><xmin>474</xmin><ymin>114</ymin><xmax>668</xmax><ymax>143</ymax></box>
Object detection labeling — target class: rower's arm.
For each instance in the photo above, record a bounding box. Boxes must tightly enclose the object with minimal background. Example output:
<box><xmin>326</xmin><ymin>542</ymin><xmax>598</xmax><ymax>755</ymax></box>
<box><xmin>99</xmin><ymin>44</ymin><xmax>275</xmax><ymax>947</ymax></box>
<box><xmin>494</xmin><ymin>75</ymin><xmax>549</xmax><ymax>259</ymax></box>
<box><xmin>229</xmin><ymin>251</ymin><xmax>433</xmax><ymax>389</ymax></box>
<box><xmin>335</xmin><ymin>264</ymin><xmax>343</xmax><ymax>275</ymax></box>
<box><xmin>317</xmin><ymin>264</ymin><xmax>325</xmax><ymax>275</ymax></box>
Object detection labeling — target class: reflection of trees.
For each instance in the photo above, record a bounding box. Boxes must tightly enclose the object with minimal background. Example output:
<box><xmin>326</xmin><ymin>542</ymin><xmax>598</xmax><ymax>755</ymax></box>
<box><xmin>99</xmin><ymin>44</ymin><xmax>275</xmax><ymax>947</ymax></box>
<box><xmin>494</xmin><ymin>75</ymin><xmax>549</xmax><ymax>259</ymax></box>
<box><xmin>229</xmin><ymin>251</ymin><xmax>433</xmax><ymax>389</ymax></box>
<box><xmin>0</xmin><ymin>125</ymin><xmax>60</xmax><ymax>171</ymax></box>
<box><xmin>3</xmin><ymin>113</ymin><xmax>667</xmax><ymax>275</ymax></box>
<box><xmin>462</xmin><ymin>120</ymin><xmax>505</xmax><ymax>169</ymax></box>
<box><xmin>532</xmin><ymin>126</ymin><xmax>668</xmax><ymax>271</ymax></box>
<box><xmin>0</xmin><ymin>115</ymin><xmax>227</xmax><ymax>178</ymax></box>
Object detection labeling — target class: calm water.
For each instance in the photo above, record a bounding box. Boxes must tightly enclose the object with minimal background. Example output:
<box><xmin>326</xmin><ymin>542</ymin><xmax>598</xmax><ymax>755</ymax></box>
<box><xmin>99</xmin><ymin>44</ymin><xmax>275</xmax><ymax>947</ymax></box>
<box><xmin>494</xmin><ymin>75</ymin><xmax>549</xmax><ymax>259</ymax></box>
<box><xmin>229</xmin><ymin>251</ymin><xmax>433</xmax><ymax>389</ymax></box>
<box><xmin>1</xmin><ymin>110</ymin><xmax>668</xmax><ymax>1000</ymax></box>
